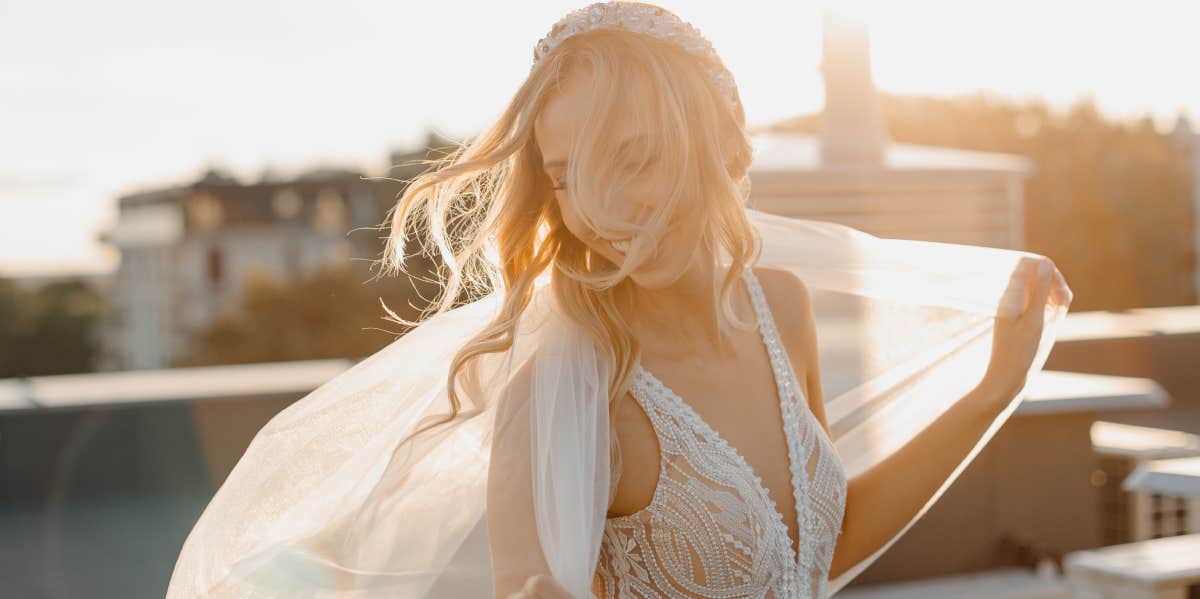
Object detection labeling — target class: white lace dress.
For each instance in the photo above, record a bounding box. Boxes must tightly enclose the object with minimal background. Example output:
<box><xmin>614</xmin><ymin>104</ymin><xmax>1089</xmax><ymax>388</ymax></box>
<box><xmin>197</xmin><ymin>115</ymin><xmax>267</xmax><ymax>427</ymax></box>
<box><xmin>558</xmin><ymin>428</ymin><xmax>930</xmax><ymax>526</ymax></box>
<box><xmin>592</xmin><ymin>269</ymin><xmax>848</xmax><ymax>599</ymax></box>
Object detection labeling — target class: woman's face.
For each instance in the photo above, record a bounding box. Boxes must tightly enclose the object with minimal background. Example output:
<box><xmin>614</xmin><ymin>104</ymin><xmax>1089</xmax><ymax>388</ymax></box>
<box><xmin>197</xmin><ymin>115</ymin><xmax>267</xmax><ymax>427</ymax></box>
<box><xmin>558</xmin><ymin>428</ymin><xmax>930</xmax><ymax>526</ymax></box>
<box><xmin>533</xmin><ymin>71</ymin><xmax>701</xmax><ymax>287</ymax></box>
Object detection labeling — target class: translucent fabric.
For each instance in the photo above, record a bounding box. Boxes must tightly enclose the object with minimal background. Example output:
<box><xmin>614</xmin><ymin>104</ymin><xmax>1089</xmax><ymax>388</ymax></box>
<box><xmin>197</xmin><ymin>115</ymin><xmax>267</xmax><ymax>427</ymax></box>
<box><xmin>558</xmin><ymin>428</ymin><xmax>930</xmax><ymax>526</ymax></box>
<box><xmin>166</xmin><ymin>207</ymin><xmax>1072</xmax><ymax>598</ymax></box>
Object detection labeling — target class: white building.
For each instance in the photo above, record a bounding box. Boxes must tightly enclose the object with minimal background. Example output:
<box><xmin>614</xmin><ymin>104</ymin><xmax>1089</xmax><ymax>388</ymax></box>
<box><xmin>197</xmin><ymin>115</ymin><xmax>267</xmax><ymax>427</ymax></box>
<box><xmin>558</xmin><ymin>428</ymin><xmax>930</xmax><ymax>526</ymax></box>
<box><xmin>1092</xmin><ymin>421</ymin><xmax>1200</xmax><ymax>543</ymax></box>
<box><xmin>100</xmin><ymin>168</ymin><xmax>381</xmax><ymax>370</ymax></box>
<box><xmin>749</xmin><ymin>10</ymin><xmax>1034</xmax><ymax>250</ymax></box>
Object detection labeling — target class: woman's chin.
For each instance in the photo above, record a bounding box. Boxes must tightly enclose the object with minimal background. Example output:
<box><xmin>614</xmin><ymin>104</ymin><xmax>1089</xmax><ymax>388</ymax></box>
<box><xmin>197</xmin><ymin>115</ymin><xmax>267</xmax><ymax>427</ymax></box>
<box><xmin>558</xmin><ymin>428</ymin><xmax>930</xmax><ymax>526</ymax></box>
<box><xmin>625</xmin><ymin>265</ymin><xmax>684</xmax><ymax>290</ymax></box>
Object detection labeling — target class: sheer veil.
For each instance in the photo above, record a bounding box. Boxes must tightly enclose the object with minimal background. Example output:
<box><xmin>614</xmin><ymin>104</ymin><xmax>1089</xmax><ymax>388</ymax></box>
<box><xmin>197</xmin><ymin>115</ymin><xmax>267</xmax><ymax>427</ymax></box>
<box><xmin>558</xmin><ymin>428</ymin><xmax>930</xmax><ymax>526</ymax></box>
<box><xmin>165</xmin><ymin>207</ymin><xmax>1072</xmax><ymax>598</ymax></box>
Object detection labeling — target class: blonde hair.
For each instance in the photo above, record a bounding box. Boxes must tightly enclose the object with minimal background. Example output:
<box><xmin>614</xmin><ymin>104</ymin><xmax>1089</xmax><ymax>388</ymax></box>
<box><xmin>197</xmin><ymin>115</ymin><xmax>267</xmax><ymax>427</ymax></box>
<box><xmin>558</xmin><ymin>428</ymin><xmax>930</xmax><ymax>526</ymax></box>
<box><xmin>381</xmin><ymin>21</ymin><xmax>759</xmax><ymax>490</ymax></box>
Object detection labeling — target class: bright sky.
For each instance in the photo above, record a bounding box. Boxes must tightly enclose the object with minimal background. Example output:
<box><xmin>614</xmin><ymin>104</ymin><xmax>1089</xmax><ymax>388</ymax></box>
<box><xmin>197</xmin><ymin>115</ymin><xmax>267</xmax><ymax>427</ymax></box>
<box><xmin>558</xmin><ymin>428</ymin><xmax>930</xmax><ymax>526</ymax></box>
<box><xmin>1</xmin><ymin>0</ymin><xmax>1196</xmax><ymax>276</ymax></box>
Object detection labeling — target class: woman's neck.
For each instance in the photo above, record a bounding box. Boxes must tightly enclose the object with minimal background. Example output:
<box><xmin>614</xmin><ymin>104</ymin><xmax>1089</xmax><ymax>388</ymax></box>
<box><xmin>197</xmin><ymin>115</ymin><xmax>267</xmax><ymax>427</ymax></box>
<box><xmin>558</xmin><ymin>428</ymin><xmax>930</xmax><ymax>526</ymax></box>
<box><xmin>623</xmin><ymin>257</ymin><xmax>748</xmax><ymax>360</ymax></box>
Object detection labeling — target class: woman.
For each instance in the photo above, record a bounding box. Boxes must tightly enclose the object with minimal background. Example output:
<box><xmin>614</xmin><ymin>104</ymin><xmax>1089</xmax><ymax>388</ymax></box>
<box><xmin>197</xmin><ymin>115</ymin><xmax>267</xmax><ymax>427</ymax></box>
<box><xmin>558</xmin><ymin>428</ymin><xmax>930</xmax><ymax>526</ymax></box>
<box><xmin>167</xmin><ymin>2</ymin><xmax>1072</xmax><ymax>598</ymax></box>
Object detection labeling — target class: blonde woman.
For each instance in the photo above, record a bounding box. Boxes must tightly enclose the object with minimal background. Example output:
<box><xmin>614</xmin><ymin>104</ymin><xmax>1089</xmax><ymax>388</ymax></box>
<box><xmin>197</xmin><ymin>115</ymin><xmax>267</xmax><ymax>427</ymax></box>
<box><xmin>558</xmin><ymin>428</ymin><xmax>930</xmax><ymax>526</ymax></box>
<box><xmin>167</xmin><ymin>2</ymin><xmax>1072</xmax><ymax>598</ymax></box>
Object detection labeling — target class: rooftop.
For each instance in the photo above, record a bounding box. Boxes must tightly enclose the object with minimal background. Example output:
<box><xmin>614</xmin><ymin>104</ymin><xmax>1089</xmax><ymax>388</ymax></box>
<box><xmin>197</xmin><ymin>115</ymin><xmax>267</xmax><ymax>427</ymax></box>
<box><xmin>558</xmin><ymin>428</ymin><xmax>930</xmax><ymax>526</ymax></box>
<box><xmin>1122</xmin><ymin>456</ymin><xmax>1200</xmax><ymax>498</ymax></box>
<box><xmin>747</xmin><ymin>131</ymin><xmax>1036</xmax><ymax>175</ymax></box>
<box><xmin>1016</xmin><ymin>370</ymin><xmax>1169</xmax><ymax>416</ymax></box>
<box><xmin>1091</xmin><ymin>421</ymin><xmax>1200</xmax><ymax>460</ymax></box>
<box><xmin>832</xmin><ymin>567</ymin><xmax>1066</xmax><ymax>599</ymax></box>
<box><xmin>1064</xmin><ymin>533</ymin><xmax>1200</xmax><ymax>583</ymax></box>
<box><xmin>0</xmin><ymin>358</ymin><xmax>354</xmax><ymax>414</ymax></box>
<box><xmin>1055</xmin><ymin>304</ymin><xmax>1200</xmax><ymax>342</ymax></box>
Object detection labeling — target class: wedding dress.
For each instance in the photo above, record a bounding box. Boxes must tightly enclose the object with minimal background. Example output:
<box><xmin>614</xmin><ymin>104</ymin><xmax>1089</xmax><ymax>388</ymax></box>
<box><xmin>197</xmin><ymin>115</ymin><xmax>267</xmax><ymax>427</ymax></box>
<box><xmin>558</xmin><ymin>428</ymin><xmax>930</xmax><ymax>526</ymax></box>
<box><xmin>592</xmin><ymin>268</ymin><xmax>846</xmax><ymax>598</ymax></box>
<box><xmin>165</xmin><ymin>208</ymin><xmax>1072</xmax><ymax>599</ymax></box>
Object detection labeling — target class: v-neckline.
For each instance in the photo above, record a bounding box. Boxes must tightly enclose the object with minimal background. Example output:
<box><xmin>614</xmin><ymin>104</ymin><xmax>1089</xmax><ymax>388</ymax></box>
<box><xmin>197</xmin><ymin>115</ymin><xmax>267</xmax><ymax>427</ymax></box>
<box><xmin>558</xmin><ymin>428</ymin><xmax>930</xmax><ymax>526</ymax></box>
<box><xmin>631</xmin><ymin>268</ymin><xmax>810</xmax><ymax>570</ymax></box>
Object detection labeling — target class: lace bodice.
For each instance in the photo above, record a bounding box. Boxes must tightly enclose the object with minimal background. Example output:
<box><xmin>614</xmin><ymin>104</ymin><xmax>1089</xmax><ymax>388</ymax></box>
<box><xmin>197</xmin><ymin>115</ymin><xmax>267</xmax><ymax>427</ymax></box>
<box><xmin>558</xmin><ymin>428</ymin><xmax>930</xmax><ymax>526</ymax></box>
<box><xmin>592</xmin><ymin>269</ymin><xmax>847</xmax><ymax>599</ymax></box>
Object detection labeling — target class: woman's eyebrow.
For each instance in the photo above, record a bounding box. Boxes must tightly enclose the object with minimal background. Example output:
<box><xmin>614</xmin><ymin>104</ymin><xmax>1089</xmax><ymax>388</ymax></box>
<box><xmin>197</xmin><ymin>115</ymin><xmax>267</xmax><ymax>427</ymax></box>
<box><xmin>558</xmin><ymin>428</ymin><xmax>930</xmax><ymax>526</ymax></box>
<box><xmin>542</xmin><ymin>134</ymin><xmax>649</xmax><ymax>171</ymax></box>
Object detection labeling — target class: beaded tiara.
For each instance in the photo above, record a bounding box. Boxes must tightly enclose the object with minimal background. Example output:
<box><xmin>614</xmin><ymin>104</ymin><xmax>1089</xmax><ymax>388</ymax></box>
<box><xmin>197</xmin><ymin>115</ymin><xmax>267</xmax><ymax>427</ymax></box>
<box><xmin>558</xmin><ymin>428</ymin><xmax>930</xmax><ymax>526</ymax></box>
<box><xmin>530</xmin><ymin>1</ymin><xmax>740</xmax><ymax>110</ymax></box>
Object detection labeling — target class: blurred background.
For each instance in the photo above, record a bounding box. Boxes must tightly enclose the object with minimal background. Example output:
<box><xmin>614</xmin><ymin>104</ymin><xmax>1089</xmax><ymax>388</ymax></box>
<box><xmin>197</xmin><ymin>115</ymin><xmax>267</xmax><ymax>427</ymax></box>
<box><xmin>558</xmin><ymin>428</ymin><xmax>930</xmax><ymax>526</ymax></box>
<box><xmin>2</xmin><ymin>1</ymin><xmax>1198</xmax><ymax>597</ymax></box>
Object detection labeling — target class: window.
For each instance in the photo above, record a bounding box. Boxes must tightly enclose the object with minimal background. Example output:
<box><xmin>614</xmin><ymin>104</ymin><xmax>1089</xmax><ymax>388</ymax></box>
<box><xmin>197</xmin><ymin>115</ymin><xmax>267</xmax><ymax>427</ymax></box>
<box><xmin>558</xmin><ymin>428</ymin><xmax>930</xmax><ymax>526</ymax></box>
<box><xmin>188</xmin><ymin>192</ymin><xmax>223</xmax><ymax>230</ymax></box>
<box><xmin>273</xmin><ymin>188</ymin><xmax>303</xmax><ymax>219</ymax></box>
<box><xmin>313</xmin><ymin>187</ymin><xmax>346</xmax><ymax>233</ymax></box>
<box><xmin>1096</xmin><ymin>456</ymin><xmax>1133</xmax><ymax>545</ymax></box>
<box><xmin>207</xmin><ymin>246</ymin><xmax>223</xmax><ymax>287</ymax></box>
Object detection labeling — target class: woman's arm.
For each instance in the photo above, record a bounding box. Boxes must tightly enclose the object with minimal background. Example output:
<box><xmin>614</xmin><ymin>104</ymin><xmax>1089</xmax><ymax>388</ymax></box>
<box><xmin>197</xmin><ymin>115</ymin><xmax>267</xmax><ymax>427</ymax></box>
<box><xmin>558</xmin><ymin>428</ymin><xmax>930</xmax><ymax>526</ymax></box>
<box><xmin>829</xmin><ymin>259</ymin><xmax>1054</xmax><ymax>579</ymax></box>
<box><xmin>488</xmin><ymin>327</ymin><xmax>620</xmax><ymax>599</ymax></box>
<box><xmin>828</xmin><ymin>375</ymin><xmax>1015</xmax><ymax>580</ymax></box>
<box><xmin>759</xmin><ymin>262</ymin><xmax>1053</xmax><ymax>582</ymax></box>
<box><xmin>487</xmin><ymin>359</ymin><xmax>579</xmax><ymax>598</ymax></box>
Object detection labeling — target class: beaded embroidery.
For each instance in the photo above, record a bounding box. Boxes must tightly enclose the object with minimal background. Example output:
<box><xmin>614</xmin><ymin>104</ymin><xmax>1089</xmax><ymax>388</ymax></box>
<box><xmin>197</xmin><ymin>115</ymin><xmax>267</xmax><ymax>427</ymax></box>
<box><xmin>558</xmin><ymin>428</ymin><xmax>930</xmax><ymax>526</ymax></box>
<box><xmin>531</xmin><ymin>1</ymin><xmax>739</xmax><ymax>110</ymax></box>
<box><xmin>593</xmin><ymin>268</ymin><xmax>847</xmax><ymax>599</ymax></box>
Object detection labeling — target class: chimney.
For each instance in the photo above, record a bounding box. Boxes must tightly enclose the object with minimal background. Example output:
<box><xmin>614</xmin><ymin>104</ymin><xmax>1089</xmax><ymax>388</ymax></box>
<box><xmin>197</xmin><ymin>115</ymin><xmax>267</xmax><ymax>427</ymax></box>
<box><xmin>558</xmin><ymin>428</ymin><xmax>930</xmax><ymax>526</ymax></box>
<box><xmin>1171</xmin><ymin>113</ymin><xmax>1200</xmax><ymax>302</ymax></box>
<box><xmin>818</xmin><ymin>9</ymin><xmax>889</xmax><ymax>167</ymax></box>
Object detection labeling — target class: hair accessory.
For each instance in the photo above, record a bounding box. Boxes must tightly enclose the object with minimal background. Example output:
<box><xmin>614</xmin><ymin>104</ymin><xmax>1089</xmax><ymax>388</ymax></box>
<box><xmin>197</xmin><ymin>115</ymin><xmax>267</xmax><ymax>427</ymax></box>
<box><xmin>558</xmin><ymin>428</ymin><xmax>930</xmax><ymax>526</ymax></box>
<box><xmin>531</xmin><ymin>1</ymin><xmax>739</xmax><ymax>109</ymax></box>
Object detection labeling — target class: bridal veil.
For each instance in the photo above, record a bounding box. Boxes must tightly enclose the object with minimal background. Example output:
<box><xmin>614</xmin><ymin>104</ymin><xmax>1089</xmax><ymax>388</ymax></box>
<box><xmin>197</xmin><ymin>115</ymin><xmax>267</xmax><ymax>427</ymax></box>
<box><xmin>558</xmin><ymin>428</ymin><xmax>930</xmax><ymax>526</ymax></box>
<box><xmin>166</xmin><ymin>207</ymin><xmax>1072</xmax><ymax>598</ymax></box>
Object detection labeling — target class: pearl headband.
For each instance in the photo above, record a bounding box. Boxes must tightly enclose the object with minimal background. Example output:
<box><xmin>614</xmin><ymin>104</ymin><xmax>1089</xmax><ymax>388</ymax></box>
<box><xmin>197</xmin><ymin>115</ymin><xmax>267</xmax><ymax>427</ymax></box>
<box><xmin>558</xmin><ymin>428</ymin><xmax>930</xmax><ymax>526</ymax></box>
<box><xmin>531</xmin><ymin>1</ymin><xmax>740</xmax><ymax>110</ymax></box>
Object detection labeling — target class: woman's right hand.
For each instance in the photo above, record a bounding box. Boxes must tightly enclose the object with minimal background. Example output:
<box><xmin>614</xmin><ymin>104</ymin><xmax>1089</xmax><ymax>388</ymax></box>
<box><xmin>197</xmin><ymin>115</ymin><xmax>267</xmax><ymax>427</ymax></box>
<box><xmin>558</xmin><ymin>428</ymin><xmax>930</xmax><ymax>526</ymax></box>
<box><xmin>506</xmin><ymin>574</ymin><xmax>576</xmax><ymax>599</ymax></box>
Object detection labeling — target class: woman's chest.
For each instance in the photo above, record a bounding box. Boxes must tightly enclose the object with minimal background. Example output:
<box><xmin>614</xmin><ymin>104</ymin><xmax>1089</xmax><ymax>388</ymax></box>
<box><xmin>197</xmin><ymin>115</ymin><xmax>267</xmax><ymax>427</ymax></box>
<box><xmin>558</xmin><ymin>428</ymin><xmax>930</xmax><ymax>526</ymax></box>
<box><xmin>595</xmin><ymin>356</ymin><xmax>832</xmax><ymax>599</ymax></box>
<box><xmin>607</xmin><ymin>347</ymin><xmax>810</xmax><ymax>540</ymax></box>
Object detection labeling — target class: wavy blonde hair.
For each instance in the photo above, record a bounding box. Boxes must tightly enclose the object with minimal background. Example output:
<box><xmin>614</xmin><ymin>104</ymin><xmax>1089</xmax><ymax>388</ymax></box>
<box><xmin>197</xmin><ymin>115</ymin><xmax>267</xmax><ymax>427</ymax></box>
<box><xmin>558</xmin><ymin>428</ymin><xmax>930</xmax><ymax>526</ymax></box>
<box><xmin>381</xmin><ymin>22</ymin><xmax>759</xmax><ymax>484</ymax></box>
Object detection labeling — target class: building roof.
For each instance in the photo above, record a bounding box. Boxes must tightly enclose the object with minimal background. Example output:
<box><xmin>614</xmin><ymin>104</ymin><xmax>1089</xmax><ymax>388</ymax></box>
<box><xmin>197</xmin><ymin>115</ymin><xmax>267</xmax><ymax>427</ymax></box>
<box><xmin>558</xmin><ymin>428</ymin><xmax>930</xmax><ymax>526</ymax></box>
<box><xmin>0</xmin><ymin>359</ymin><xmax>354</xmax><ymax>414</ymax></box>
<box><xmin>1122</xmin><ymin>456</ymin><xmax>1200</xmax><ymax>498</ymax></box>
<box><xmin>1055</xmin><ymin>305</ymin><xmax>1200</xmax><ymax>342</ymax></box>
<box><xmin>1091</xmin><ymin>421</ymin><xmax>1200</xmax><ymax>460</ymax></box>
<box><xmin>109</xmin><ymin>169</ymin><xmax>375</xmax><ymax>235</ymax></box>
<box><xmin>105</xmin><ymin>201</ymin><xmax>185</xmax><ymax>247</ymax></box>
<box><xmin>747</xmin><ymin>132</ymin><xmax>1036</xmax><ymax>175</ymax></box>
<box><xmin>1015</xmin><ymin>370</ymin><xmax>1169</xmax><ymax>416</ymax></box>
<box><xmin>1064</xmin><ymin>533</ymin><xmax>1200</xmax><ymax>583</ymax></box>
<box><xmin>1</xmin><ymin>361</ymin><xmax>1168</xmax><ymax>423</ymax></box>
<box><xmin>831</xmin><ymin>567</ymin><xmax>1066</xmax><ymax>599</ymax></box>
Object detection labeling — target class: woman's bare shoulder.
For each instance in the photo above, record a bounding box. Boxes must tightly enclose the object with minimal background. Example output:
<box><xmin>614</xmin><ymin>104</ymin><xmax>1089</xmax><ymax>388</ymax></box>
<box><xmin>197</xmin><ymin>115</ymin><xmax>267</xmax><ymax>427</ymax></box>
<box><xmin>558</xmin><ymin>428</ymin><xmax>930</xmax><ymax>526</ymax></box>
<box><xmin>749</xmin><ymin>266</ymin><xmax>814</xmax><ymax>330</ymax></box>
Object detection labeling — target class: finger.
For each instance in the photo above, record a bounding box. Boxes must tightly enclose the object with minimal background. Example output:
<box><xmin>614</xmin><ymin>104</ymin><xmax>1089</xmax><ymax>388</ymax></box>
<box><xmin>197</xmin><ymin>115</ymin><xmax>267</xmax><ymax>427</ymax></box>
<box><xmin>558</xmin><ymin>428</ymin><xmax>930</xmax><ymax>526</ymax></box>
<box><xmin>1051</xmin><ymin>266</ymin><xmax>1072</xmax><ymax>307</ymax></box>
<box><xmin>1019</xmin><ymin>257</ymin><xmax>1039</xmax><ymax>314</ymax></box>
<box><xmin>1023</xmin><ymin>259</ymin><xmax>1053</xmax><ymax>320</ymax></box>
<box><xmin>1001</xmin><ymin>257</ymin><xmax>1038</xmax><ymax>318</ymax></box>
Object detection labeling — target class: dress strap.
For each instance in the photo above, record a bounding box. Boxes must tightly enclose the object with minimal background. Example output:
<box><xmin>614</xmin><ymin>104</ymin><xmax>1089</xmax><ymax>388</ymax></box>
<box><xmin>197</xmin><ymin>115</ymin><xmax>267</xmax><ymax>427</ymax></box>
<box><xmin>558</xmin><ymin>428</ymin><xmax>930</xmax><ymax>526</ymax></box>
<box><xmin>741</xmin><ymin>268</ymin><xmax>782</xmax><ymax>354</ymax></box>
<box><xmin>740</xmin><ymin>268</ymin><xmax>805</xmax><ymax>404</ymax></box>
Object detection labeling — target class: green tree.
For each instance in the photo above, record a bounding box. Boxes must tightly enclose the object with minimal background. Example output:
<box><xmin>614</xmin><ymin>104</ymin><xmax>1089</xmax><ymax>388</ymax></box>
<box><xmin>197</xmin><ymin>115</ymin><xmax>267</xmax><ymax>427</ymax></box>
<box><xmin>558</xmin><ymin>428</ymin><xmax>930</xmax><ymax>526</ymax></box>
<box><xmin>0</xmin><ymin>278</ymin><xmax>105</xmax><ymax>377</ymax></box>
<box><xmin>769</xmin><ymin>92</ymin><xmax>1196</xmax><ymax>311</ymax></box>
<box><xmin>180</xmin><ymin>265</ymin><xmax>440</xmax><ymax>366</ymax></box>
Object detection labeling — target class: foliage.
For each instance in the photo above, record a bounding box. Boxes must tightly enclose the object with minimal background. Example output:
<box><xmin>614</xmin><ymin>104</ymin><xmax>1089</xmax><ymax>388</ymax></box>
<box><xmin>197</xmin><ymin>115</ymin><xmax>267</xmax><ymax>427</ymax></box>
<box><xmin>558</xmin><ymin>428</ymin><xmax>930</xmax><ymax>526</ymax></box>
<box><xmin>0</xmin><ymin>278</ymin><xmax>105</xmax><ymax>377</ymax></box>
<box><xmin>180</xmin><ymin>264</ymin><xmax>439</xmax><ymax>366</ymax></box>
<box><xmin>773</xmin><ymin>93</ymin><xmax>1196</xmax><ymax>311</ymax></box>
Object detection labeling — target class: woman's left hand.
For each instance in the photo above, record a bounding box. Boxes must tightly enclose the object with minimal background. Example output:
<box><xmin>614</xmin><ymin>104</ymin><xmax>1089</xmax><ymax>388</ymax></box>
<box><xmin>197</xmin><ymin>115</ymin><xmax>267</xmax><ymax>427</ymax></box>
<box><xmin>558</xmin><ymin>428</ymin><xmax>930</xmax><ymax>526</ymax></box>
<box><xmin>982</xmin><ymin>257</ymin><xmax>1058</xmax><ymax>396</ymax></box>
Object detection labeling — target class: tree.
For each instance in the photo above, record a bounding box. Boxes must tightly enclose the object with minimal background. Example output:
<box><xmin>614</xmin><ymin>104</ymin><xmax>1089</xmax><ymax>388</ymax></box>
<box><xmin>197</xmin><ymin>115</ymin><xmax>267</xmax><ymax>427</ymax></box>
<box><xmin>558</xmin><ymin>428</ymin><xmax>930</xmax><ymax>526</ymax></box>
<box><xmin>180</xmin><ymin>265</ymin><xmax>441</xmax><ymax>366</ymax></box>
<box><xmin>770</xmin><ymin>92</ymin><xmax>1196</xmax><ymax>311</ymax></box>
<box><xmin>0</xmin><ymin>278</ymin><xmax>105</xmax><ymax>377</ymax></box>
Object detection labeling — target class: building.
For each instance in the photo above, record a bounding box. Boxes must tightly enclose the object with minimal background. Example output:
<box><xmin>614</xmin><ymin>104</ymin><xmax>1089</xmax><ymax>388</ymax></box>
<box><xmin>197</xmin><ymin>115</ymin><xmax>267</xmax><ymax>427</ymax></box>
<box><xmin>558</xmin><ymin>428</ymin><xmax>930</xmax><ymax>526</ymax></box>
<box><xmin>1169</xmin><ymin>115</ymin><xmax>1200</xmax><ymax>302</ymax></box>
<box><xmin>100</xmin><ymin>168</ymin><xmax>382</xmax><ymax>370</ymax></box>
<box><xmin>1091</xmin><ymin>421</ymin><xmax>1200</xmax><ymax>544</ymax></box>
<box><xmin>1064</xmin><ymin>533</ymin><xmax>1200</xmax><ymax>599</ymax></box>
<box><xmin>833</xmin><ymin>568</ymin><xmax>1067</xmax><ymax>599</ymax></box>
<box><xmin>748</xmin><ymin>11</ymin><xmax>1034</xmax><ymax>250</ymax></box>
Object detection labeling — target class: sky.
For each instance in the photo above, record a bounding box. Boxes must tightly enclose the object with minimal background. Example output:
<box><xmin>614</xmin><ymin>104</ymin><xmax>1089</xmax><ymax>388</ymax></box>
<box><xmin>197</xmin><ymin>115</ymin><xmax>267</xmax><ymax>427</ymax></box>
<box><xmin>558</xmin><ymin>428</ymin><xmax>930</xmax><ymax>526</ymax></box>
<box><xmin>1</xmin><ymin>0</ymin><xmax>1196</xmax><ymax>276</ymax></box>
